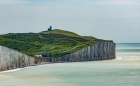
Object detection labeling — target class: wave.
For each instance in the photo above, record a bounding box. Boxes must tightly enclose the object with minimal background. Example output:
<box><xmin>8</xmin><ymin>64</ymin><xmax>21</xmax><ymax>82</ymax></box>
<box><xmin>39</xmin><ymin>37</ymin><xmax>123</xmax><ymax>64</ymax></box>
<box><xmin>116</xmin><ymin>58</ymin><xmax>122</xmax><ymax>60</ymax></box>
<box><xmin>116</xmin><ymin>56</ymin><xmax>140</xmax><ymax>61</ymax></box>
<box><xmin>0</xmin><ymin>67</ymin><xmax>29</xmax><ymax>73</ymax></box>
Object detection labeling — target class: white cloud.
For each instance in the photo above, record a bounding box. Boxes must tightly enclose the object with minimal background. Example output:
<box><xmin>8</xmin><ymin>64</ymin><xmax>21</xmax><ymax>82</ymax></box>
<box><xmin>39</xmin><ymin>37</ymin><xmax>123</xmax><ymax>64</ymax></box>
<box><xmin>98</xmin><ymin>0</ymin><xmax>140</xmax><ymax>5</ymax></box>
<box><xmin>0</xmin><ymin>0</ymin><xmax>26</xmax><ymax>4</ymax></box>
<box><xmin>0</xmin><ymin>0</ymin><xmax>140</xmax><ymax>42</ymax></box>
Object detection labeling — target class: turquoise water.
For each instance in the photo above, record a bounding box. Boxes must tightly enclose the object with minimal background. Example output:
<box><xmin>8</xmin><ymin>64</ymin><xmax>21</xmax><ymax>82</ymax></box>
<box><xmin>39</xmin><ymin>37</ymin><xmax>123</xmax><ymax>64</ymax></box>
<box><xmin>116</xmin><ymin>43</ymin><xmax>140</xmax><ymax>60</ymax></box>
<box><xmin>0</xmin><ymin>43</ymin><xmax>140</xmax><ymax>86</ymax></box>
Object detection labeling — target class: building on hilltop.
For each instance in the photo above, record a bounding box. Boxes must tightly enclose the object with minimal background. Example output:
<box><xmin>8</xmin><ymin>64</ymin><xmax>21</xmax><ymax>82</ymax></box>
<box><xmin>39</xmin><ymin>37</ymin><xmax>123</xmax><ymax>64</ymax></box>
<box><xmin>48</xmin><ymin>25</ymin><xmax>52</xmax><ymax>31</ymax></box>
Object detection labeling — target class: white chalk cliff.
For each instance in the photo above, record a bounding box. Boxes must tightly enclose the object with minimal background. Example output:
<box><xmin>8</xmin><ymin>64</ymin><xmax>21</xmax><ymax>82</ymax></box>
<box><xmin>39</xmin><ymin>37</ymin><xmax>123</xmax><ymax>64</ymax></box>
<box><xmin>0</xmin><ymin>46</ymin><xmax>35</xmax><ymax>71</ymax></box>
<box><xmin>53</xmin><ymin>42</ymin><xmax>116</xmax><ymax>62</ymax></box>
<box><xmin>0</xmin><ymin>42</ymin><xmax>116</xmax><ymax>71</ymax></box>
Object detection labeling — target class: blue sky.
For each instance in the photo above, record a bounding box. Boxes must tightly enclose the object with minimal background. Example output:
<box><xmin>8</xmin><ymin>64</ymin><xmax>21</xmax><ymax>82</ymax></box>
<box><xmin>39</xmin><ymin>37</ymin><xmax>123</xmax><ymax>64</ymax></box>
<box><xmin>0</xmin><ymin>0</ymin><xmax>140</xmax><ymax>43</ymax></box>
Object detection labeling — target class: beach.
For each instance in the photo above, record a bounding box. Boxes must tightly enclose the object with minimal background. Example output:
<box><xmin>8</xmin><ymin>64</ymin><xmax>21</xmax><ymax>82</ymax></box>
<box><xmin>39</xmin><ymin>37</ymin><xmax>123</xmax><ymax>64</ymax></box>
<box><xmin>0</xmin><ymin>59</ymin><xmax>140</xmax><ymax>86</ymax></box>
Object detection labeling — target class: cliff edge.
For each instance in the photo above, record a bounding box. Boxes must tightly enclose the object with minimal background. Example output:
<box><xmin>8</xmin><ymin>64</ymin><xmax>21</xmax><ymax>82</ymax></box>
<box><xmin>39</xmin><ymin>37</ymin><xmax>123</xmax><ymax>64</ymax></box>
<box><xmin>53</xmin><ymin>42</ymin><xmax>115</xmax><ymax>62</ymax></box>
<box><xmin>0</xmin><ymin>29</ymin><xmax>116</xmax><ymax>69</ymax></box>
<box><xmin>0</xmin><ymin>45</ymin><xmax>35</xmax><ymax>71</ymax></box>
<box><xmin>0</xmin><ymin>29</ymin><xmax>113</xmax><ymax>57</ymax></box>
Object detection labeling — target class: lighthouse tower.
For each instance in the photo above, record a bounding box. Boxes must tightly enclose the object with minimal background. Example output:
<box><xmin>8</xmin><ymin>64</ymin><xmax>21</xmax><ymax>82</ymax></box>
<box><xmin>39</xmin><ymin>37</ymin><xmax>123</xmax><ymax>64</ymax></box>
<box><xmin>48</xmin><ymin>25</ymin><xmax>52</xmax><ymax>31</ymax></box>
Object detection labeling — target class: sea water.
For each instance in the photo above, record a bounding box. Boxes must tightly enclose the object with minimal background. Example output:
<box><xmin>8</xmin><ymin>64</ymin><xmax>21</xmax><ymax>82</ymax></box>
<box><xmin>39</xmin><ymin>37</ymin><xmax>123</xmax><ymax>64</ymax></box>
<box><xmin>0</xmin><ymin>43</ymin><xmax>140</xmax><ymax>86</ymax></box>
<box><xmin>116</xmin><ymin>43</ymin><xmax>140</xmax><ymax>60</ymax></box>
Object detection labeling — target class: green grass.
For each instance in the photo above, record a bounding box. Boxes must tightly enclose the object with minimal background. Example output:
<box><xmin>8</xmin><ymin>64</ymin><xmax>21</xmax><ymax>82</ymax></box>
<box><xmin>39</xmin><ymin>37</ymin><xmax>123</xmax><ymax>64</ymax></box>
<box><xmin>41</xmin><ymin>29</ymin><xmax>80</xmax><ymax>37</ymax></box>
<box><xmin>0</xmin><ymin>29</ymin><xmax>113</xmax><ymax>57</ymax></box>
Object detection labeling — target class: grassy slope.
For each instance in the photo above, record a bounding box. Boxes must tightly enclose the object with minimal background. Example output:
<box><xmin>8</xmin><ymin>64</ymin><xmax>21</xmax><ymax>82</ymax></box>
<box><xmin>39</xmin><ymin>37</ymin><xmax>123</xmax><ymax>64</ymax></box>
<box><xmin>0</xmin><ymin>29</ymin><xmax>112</xmax><ymax>57</ymax></box>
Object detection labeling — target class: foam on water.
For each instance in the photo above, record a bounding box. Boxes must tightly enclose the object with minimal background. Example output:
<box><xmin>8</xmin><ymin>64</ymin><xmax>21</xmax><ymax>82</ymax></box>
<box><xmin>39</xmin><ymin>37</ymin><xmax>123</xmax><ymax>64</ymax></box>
<box><xmin>0</xmin><ymin>67</ymin><xmax>29</xmax><ymax>73</ymax></box>
<box><xmin>116</xmin><ymin>43</ymin><xmax>140</xmax><ymax>60</ymax></box>
<box><xmin>116</xmin><ymin>58</ymin><xmax>122</xmax><ymax>60</ymax></box>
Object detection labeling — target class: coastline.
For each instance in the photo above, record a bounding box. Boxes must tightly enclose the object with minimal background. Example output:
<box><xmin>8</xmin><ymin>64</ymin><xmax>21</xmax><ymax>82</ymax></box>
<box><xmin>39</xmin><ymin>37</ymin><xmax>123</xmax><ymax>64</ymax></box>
<box><xmin>1</xmin><ymin>58</ymin><xmax>140</xmax><ymax>73</ymax></box>
<box><xmin>0</xmin><ymin>59</ymin><xmax>140</xmax><ymax>86</ymax></box>
<box><xmin>0</xmin><ymin>67</ymin><xmax>29</xmax><ymax>73</ymax></box>
<box><xmin>0</xmin><ymin>62</ymin><xmax>52</xmax><ymax>73</ymax></box>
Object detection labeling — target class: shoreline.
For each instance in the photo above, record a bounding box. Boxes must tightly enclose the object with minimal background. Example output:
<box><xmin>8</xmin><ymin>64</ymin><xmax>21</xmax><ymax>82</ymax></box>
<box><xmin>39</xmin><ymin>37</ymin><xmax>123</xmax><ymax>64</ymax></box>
<box><xmin>0</xmin><ymin>67</ymin><xmax>29</xmax><ymax>73</ymax></box>
<box><xmin>1</xmin><ymin>59</ymin><xmax>139</xmax><ymax>73</ymax></box>
<box><xmin>0</xmin><ymin>62</ymin><xmax>52</xmax><ymax>73</ymax></box>
<box><xmin>0</xmin><ymin>58</ymin><xmax>140</xmax><ymax>86</ymax></box>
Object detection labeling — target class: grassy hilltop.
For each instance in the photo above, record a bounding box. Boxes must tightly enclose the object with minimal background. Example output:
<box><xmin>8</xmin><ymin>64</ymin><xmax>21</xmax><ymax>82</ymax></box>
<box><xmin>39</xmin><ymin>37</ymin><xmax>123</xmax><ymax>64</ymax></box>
<box><xmin>0</xmin><ymin>29</ymin><xmax>112</xmax><ymax>57</ymax></box>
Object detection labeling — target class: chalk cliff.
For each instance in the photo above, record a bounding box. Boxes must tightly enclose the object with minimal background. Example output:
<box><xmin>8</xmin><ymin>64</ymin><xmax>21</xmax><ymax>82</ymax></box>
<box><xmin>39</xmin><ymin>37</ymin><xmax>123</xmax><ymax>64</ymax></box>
<box><xmin>52</xmin><ymin>42</ymin><xmax>116</xmax><ymax>62</ymax></box>
<box><xmin>0</xmin><ymin>42</ymin><xmax>115</xmax><ymax>71</ymax></box>
<box><xmin>0</xmin><ymin>45</ymin><xmax>35</xmax><ymax>71</ymax></box>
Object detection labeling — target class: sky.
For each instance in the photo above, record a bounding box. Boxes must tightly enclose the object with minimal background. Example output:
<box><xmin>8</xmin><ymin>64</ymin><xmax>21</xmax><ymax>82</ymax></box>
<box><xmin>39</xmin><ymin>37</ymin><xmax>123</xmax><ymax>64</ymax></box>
<box><xmin>0</xmin><ymin>0</ymin><xmax>140</xmax><ymax>43</ymax></box>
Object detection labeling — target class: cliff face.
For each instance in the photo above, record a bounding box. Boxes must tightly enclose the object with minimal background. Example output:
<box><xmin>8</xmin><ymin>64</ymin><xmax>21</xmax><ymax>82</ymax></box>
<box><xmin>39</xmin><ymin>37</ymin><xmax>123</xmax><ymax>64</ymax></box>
<box><xmin>0</xmin><ymin>46</ymin><xmax>35</xmax><ymax>71</ymax></box>
<box><xmin>52</xmin><ymin>42</ymin><xmax>116</xmax><ymax>62</ymax></box>
<box><xmin>0</xmin><ymin>42</ymin><xmax>115</xmax><ymax>70</ymax></box>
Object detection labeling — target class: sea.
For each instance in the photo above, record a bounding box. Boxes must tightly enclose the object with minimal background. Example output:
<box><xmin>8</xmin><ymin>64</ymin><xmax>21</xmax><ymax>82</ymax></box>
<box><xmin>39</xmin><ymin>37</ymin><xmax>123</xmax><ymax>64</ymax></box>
<box><xmin>0</xmin><ymin>43</ymin><xmax>140</xmax><ymax>86</ymax></box>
